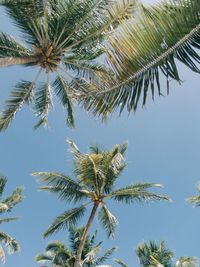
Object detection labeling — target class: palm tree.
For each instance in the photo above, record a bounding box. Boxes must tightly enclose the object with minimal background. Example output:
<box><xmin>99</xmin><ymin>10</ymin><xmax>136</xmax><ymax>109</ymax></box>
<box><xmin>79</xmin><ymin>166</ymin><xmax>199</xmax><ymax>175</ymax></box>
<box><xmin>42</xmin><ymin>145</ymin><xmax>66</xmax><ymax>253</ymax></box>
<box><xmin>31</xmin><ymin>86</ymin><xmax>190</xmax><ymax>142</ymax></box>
<box><xmin>33</xmin><ymin>140</ymin><xmax>170</xmax><ymax>267</ymax></box>
<box><xmin>36</xmin><ymin>226</ymin><xmax>116</xmax><ymax>267</ymax></box>
<box><xmin>0</xmin><ymin>0</ymin><xmax>136</xmax><ymax>130</ymax></box>
<box><xmin>79</xmin><ymin>0</ymin><xmax>200</xmax><ymax>118</ymax></box>
<box><xmin>0</xmin><ymin>174</ymin><xmax>23</xmax><ymax>264</ymax></box>
<box><xmin>135</xmin><ymin>241</ymin><xmax>198</xmax><ymax>267</ymax></box>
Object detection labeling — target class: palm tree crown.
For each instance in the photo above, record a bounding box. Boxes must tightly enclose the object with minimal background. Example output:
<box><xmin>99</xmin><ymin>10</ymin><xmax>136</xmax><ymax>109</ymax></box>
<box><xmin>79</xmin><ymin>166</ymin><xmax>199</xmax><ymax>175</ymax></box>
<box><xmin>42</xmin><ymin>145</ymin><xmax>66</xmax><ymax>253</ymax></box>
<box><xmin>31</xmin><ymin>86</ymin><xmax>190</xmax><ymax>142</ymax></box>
<box><xmin>0</xmin><ymin>174</ymin><xmax>23</xmax><ymax>264</ymax></box>
<box><xmin>36</xmin><ymin>226</ymin><xmax>116</xmax><ymax>267</ymax></box>
<box><xmin>0</xmin><ymin>0</ymin><xmax>136</xmax><ymax>130</ymax></box>
<box><xmin>33</xmin><ymin>140</ymin><xmax>170</xmax><ymax>267</ymax></box>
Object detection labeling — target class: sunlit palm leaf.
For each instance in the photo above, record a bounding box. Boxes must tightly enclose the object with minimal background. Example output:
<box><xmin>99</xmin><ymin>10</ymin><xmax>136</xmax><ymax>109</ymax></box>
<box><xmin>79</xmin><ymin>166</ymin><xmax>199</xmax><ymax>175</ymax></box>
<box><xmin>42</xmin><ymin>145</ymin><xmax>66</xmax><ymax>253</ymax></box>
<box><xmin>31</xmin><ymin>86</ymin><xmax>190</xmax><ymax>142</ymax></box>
<box><xmin>79</xmin><ymin>0</ymin><xmax>200</xmax><ymax>117</ymax></box>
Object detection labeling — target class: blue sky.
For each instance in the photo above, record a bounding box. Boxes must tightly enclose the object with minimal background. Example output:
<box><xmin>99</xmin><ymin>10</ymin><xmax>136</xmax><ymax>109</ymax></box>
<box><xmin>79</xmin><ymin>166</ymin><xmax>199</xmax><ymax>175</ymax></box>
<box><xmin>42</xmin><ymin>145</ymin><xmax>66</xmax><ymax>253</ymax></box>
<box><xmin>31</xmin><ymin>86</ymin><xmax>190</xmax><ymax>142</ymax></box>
<box><xmin>0</xmin><ymin>1</ymin><xmax>200</xmax><ymax>267</ymax></box>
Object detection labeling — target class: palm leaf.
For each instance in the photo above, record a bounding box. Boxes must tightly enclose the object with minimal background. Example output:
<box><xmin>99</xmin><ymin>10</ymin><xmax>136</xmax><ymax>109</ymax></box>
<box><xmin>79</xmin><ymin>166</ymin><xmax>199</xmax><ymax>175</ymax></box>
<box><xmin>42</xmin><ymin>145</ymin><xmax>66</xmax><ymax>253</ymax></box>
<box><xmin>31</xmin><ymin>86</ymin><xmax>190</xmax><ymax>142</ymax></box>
<box><xmin>110</xmin><ymin>183</ymin><xmax>170</xmax><ymax>204</ymax></box>
<box><xmin>0</xmin><ymin>176</ymin><xmax>7</xmax><ymax>197</ymax></box>
<box><xmin>94</xmin><ymin>247</ymin><xmax>116</xmax><ymax>265</ymax></box>
<box><xmin>1</xmin><ymin>187</ymin><xmax>23</xmax><ymax>211</ymax></box>
<box><xmin>34</xmin><ymin>78</ymin><xmax>53</xmax><ymax>129</ymax></box>
<box><xmin>175</xmin><ymin>257</ymin><xmax>198</xmax><ymax>267</ymax></box>
<box><xmin>114</xmin><ymin>259</ymin><xmax>128</xmax><ymax>267</ymax></box>
<box><xmin>0</xmin><ymin>68</ymin><xmax>42</xmax><ymax>131</ymax></box>
<box><xmin>0</xmin><ymin>217</ymin><xmax>18</xmax><ymax>224</ymax></box>
<box><xmin>98</xmin><ymin>205</ymin><xmax>118</xmax><ymax>238</ymax></box>
<box><xmin>79</xmin><ymin>0</ymin><xmax>200</xmax><ymax>117</ymax></box>
<box><xmin>34</xmin><ymin>171</ymin><xmax>88</xmax><ymax>203</ymax></box>
<box><xmin>53</xmin><ymin>74</ymin><xmax>75</xmax><ymax>127</ymax></box>
<box><xmin>0</xmin><ymin>231</ymin><xmax>20</xmax><ymax>254</ymax></box>
<box><xmin>43</xmin><ymin>204</ymin><xmax>90</xmax><ymax>238</ymax></box>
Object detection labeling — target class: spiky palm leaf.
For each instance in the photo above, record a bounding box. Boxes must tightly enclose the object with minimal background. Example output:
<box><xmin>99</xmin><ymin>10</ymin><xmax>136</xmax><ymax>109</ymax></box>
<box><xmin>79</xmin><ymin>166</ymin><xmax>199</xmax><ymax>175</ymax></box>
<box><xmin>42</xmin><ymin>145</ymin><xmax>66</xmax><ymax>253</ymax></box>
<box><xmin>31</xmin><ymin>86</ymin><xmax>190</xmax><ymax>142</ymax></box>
<box><xmin>0</xmin><ymin>174</ymin><xmax>23</xmax><ymax>263</ymax></box>
<box><xmin>36</xmin><ymin>227</ymin><xmax>116</xmax><ymax>267</ymax></box>
<box><xmin>0</xmin><ymin>0</ymin><xmax>137</xmax><ymax>131</ymax></box>
<box><xmin>35</xmin><ymin>141</ymin><xmax>169</xmax><ymax>267</ymax></box>
<box><xmin>79</xmin><ymin>0</ymin><xmax>200</xmax><ymax>117</ymax></box>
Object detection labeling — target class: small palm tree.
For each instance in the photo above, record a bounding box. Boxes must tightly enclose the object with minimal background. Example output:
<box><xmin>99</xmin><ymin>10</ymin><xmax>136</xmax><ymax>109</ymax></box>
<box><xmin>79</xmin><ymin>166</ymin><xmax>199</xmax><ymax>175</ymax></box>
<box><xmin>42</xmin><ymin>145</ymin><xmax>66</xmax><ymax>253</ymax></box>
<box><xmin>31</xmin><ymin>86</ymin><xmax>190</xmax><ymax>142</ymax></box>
<box><xmin>0</xmin><ymin>0</ymin><xmax>136</xmax><ymax>130</ymax></box>
<box><xmin>36</xmin><ymin>226</ymin><xmax>116</xmax><ymax>267</ymax></box>
<box><xmin>0</xmin><ymin>174</ymin><xmax>23</xmax><ymax>264</ymax></box>
<box><xmin>79</xmin><ymin>0</ymin><xmax>200</xmax><ymax>118</ymax></box>
<box><xmin>136</xmin><ymin>241</ymin><xmax>198</xmax><ymax>267</ymax></box>
<box><xmin>33</xmin><ymin>140</ymin><xmax>170</xmax><ymax>267</ymax></box>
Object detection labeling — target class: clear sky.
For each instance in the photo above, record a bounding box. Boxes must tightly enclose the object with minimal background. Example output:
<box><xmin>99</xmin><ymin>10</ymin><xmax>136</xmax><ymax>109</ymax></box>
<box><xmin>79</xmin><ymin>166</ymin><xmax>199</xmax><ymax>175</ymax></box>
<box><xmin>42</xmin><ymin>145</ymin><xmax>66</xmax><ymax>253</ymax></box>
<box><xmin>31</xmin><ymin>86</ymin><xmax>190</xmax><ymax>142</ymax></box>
<box><xmin>0</xmin><ymin>1</ymin><xmax>200</xmax><ymax>267</ymax></box>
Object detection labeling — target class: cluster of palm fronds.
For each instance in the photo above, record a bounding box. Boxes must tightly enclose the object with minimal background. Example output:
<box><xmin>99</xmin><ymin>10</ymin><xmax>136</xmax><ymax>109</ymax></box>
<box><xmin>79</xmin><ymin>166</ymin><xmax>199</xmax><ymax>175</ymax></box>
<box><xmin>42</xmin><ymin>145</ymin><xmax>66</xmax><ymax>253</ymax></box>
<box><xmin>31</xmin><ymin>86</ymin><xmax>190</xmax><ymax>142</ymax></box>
<box><xmin>0</xmin><ymin>0</ymin><xmax>199</xmax><ymax>130</ymax></box>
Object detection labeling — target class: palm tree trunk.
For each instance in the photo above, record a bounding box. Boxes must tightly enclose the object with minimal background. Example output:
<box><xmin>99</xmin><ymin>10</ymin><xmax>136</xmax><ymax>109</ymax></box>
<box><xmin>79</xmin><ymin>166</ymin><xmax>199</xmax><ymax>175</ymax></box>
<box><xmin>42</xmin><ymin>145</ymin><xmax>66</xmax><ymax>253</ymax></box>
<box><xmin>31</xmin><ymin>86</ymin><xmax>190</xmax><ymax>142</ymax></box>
<box><xmin>0</xmin><ymin>57</ymin><xmax>37</xmax><ymax>67</ymax></box>
<box><xmin>74</xmin><ymin>202</ymin><xmax>99</xmax><ymax>267</ymax></box>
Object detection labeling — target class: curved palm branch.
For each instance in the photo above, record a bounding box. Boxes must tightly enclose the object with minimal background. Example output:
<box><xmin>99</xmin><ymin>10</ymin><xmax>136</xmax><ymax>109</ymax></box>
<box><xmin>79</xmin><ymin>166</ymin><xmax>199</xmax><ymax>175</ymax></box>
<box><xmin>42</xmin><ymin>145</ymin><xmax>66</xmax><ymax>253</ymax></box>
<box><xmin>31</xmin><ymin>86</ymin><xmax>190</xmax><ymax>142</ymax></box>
<box><xmin>35</xmin><ymin>141</ymin><xmax>170</xmax><ymax>267</ymax></box>
<box><xmin>79</xmin><ymin>0</ymin><xmax>200</xmax><ymax>117</ymax></box>
<box><xmin>0</xmin><ymin>0</ymin><xmax>137</xmax><ymax>131</ymax></box>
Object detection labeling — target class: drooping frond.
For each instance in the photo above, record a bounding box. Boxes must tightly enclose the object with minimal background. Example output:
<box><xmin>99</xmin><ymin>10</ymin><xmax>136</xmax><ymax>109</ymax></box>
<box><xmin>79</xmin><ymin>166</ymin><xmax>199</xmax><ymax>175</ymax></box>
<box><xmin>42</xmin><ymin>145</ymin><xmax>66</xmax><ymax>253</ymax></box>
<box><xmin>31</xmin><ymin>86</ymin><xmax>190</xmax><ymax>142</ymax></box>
<box><xmin>98</xmin><ymin>204</ymin><xmax>118</xmax><ymax>238</ymax></box>
<box><xmin>79</xmin><ymin>0</ymin><xmax>200</xmax><ymax>117</ymax></box>
<box><xmin>43</xmin><ymin>204</ymin><xmax>90</xmax><ymax>238</ymax></box>
<box><xmin>110</xmin><ymin>183</ymin><xmax>170</xmax><ymax>204</ymax></box>
<box><xmin>53</xmin><ymin>74</ymin><xmax>75</xmax><ymax>127</ymax></box>
<box><xmin>34</xmin><ymin>78</ymin><xmax>53</xmax><ymax>129</ymax></box>
<box><xmin>34</xmin><ymin>171</ymin><xmax>88</xmax><ymax>203</ymax></box>
<box><xmin>0</xmin><ymin>231</ymin><xmax>20</xmax><ymax>254</ymax></box>
<box><xmin>187</xmin><ymin>183</ymin><xmax>200</xmax><ymax>207</ymax></box>
<box><xmin>0</xmin><ymin>68</ymin><xmax>42</xmax><ymax>131</ymax></box>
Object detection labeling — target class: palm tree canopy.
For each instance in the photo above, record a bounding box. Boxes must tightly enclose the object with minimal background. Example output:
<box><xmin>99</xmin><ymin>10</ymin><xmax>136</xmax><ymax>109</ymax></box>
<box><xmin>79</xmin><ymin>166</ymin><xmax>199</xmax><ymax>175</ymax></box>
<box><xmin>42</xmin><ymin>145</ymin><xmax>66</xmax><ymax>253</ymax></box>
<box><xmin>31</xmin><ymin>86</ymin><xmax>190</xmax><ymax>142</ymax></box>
<box><xmin>36</xmin><ymin>226</ymin><xmax>116</xmax><ymax>267</ymax></box>
<box><xmin>0</xmin><ymin>174</ymin><xmax>23</xmax><ymax>264</ymax></box>
<box><xmin>79</xmin><ymin>0</ymin><xmax>200</xmax><ymax>118</ymax></box>
<box><xmin>0</xmin><ymin>0</ymin><xmax>137</xmax><ymax>131</ymax></box>
<box><xmin>33</xmin><ymin>140</ymin><xmax>170</xmax><ymax>239</ymax></box>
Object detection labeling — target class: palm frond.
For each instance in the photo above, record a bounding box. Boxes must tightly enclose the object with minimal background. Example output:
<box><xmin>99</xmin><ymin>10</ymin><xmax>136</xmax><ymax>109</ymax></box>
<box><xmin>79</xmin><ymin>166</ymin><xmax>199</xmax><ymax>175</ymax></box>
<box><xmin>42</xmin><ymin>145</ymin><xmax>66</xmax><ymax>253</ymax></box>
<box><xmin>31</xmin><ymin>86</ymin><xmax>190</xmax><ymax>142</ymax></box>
<box><xmin>94</xmin><ymin>247</ymin><xmax>116</xmax><ymax>265</ymax></box>
<box><xmin>110</xmin><ymin>183</ymin><xmax>170</xmax><ymax>204</ymax></box>
<box><xmin>187</xmin><ymin>183</ymin><xmax>200</xmax><ymax>207</ymax></box>
<box><xmin>0</xmin><ymin>176</ymin><xmax>7</xmax><ymax>197</ymax></box>
<box><xmin>0</xmin><ymin>32</ymin><xmax>32</xmax><ymax>58</ymax></box>
<box><xmin>0</xmin><ymin>68</ymin><xmax>42</xmax><ymax>131</ymax></box>
<box><xmin>1</xmin><ymin>187</ymin><xmax>23</xmax><ymax>212</ymax></box>
<box><xmin>43</xmin><ymin>204</ymin><xmax>90</xmax><ymax>238</ymax></box>
<box><xmin>79</xmin><ymin>0</ymin><xmax>200</xmax><ymax>117</ymax></box>
<box><xmin>53</xmin><ymin>74</ymin><xmax>75</xmax><ymax>128</ymax></box>
<box><xmin>114</xmin><ymin>259</ymin><xmax>128</xmax><ymax>267</ymax></box>
<box><xmin>34</xmin><ymin>171</ymin><xmax>88</xmax><ymax>203</ymax></box>
<box><xmin>0</xmin><ymin>217</ymin><xmax>18</xmax><ymax>224</ymax></box>
<box><xmin>34</xmin><ymin>78</ymin><xmax>53</xmax><ymax>129</ymax></box>
<box><xmin>98</xmin><ymin>205</ymin><xmax>118</xmax><ymax>238</ymax></box>
<box><xmin>0</xmin><ymin>231</ymin><xmax>20</xmax><ymax>254</ymax></box>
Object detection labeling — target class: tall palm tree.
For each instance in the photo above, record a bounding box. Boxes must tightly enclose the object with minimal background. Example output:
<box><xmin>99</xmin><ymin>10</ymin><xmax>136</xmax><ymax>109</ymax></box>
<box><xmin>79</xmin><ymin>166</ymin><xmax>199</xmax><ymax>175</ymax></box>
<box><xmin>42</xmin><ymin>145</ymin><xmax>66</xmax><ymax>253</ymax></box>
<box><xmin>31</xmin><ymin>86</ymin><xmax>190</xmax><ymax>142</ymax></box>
<box><xmin>79</xmin><ymin>0</ymin><xmax>200</xmax><ymax>118</ymax></box>
<box><xmin>135</xmin><ymin>241</ymin><xmax>198</xmax><ymax>267</ymax></box>
<box><xmin>0</xmin><ymin>0</ymin><xmax>136</xmax><ymax>131</ymax></box>
<box><xmin>0</xmin><ymin>174</ymin><xmax>23</xmax><ymax>264</ymax></box>
<box><xmin>33</xmin><ymin>140</ymin><xmax>170</xmax><ymax>267</ymax></box>
<box><xmin>36</xmin><ymin>226</ymin><xmax>116</xmax><ymax>267</ymax></box>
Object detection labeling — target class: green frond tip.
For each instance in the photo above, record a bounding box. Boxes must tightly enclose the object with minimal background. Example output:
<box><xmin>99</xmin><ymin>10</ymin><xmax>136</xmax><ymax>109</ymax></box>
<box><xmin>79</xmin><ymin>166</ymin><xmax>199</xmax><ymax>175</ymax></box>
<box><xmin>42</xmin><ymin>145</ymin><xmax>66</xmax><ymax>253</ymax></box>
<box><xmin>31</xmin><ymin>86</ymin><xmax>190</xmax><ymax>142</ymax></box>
<box><xmin>115</xmin><ymin>259</ymin><xmax>128</xmax><ymax>267</ymax></box>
